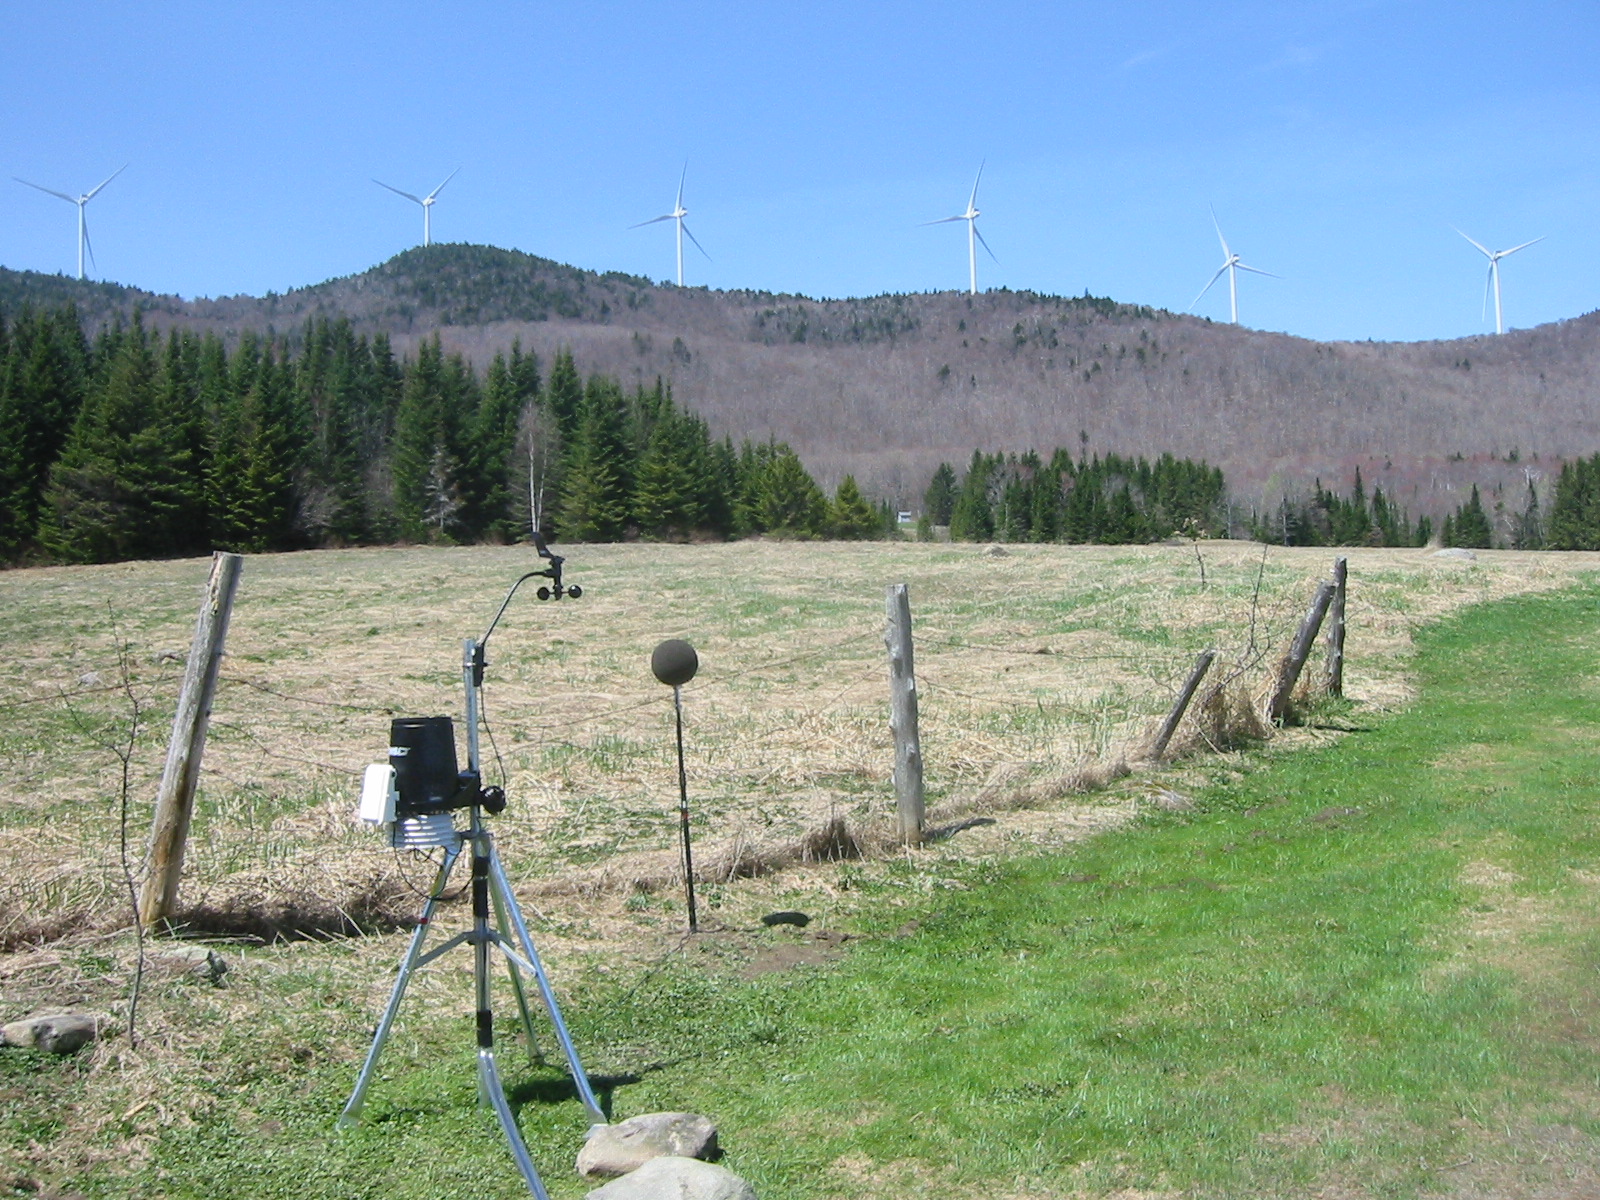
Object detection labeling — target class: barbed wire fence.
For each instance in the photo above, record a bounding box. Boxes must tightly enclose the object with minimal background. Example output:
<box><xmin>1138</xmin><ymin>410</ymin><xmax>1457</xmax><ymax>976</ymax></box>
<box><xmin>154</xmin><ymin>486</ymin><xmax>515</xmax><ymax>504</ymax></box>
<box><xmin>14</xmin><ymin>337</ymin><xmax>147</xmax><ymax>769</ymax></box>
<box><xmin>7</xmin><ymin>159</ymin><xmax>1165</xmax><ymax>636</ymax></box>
<box><xmin>0</xmin><ymin>548</ymin><xmax>1351</xmax><ymax>944</ymax></box>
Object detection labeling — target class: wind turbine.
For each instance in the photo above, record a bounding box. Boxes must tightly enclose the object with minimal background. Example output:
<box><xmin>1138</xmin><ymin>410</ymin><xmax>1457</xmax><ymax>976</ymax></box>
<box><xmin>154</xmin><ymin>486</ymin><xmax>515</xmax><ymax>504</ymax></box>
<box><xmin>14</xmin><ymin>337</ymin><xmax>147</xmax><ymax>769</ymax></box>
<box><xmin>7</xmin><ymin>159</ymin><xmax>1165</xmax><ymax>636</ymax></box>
<box><xmin>373</xmin><ymin>168</ymin><xmax>460</xmax><ymax>247</ymax></box>
<box><xmin>923</xmin><ymin>163</ymin><xmax>996</xmax><ymax>295</ymax></box>
<box><xmin>1189</xmin><ymin>209</ymin><xmax>1277</xmax><ymax>324</ymax></box>
<box><xmin>13</xmin><ymin>165</ymin><xmax>128</xmax><ymax>280</ymax></box>
<box><xmin>1453</xmin><ymin>227</ymin><xmax>1543</xmax><ymax>335</ymax></box>
<box><xmin>631</xmin><ymin>165</ymin><xmax>710</xmax><ymax>286</ymax></box>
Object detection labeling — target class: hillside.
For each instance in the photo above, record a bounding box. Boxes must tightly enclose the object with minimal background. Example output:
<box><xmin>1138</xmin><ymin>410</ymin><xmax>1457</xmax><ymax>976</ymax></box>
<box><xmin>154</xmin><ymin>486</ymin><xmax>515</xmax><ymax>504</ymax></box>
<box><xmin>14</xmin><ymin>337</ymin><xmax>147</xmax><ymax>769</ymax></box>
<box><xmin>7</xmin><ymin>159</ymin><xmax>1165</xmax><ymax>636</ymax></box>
<box><xmin>4</xmin><ymin>244</ymin><xmax>1596</xmax><ymax>516</ymax></box>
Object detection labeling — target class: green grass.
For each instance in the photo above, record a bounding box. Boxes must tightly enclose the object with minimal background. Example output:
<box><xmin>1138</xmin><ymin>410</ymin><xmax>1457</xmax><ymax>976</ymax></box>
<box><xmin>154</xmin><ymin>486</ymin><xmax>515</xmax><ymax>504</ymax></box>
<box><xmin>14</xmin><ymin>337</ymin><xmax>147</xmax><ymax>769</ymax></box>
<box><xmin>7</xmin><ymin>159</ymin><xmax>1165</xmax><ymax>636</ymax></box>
<box><xmin>8</xmin><ymin>567</ymin><xmax>1600</xmax><ymax>1198</ymax></box>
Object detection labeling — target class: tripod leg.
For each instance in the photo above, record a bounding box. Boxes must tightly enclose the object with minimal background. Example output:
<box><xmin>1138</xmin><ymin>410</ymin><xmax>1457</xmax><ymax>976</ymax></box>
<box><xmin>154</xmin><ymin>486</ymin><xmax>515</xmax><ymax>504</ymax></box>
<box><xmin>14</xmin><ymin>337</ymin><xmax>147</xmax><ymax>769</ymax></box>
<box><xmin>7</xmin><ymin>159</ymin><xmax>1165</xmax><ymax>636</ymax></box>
<box><xmin>479</xmin><ymin>1048</ymin><xmax>553</xmax><ymax>1199</ymax></box>
<box><xmin>491</xmin><ymin>880</ymin><xmax>543</xmax><ymax>1065</ymax></box>
<box><xmin>486</xmin><ymin>844</ymin><xmax>607</xmax><ymax>1123</ymax></box>
<box><xmin>339</xmin><ymin>841</ymin><xmax>462</xmax><ymax>1128</ymax></box>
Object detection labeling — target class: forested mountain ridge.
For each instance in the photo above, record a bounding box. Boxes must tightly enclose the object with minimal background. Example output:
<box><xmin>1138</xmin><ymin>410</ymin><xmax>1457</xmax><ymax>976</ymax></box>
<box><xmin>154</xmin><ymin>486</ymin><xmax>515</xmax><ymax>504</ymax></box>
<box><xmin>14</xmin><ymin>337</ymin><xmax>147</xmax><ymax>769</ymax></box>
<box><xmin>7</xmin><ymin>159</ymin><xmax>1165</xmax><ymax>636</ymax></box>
<box><xmin>4</xmin><ymin>243</ymin><xmax>1596</xmax><ymax>519</ymax></box>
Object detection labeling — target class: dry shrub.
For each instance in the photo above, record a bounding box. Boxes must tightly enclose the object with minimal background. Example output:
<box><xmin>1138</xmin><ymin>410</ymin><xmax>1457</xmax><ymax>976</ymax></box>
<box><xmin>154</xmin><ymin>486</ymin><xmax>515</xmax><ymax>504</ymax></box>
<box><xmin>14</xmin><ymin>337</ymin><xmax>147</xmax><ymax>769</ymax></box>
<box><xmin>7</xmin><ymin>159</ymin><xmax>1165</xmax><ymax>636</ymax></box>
<box><xmin>1165</xmin><ymin>678</ymin><xmax>1270</xmax><ymax>758</ymax></box>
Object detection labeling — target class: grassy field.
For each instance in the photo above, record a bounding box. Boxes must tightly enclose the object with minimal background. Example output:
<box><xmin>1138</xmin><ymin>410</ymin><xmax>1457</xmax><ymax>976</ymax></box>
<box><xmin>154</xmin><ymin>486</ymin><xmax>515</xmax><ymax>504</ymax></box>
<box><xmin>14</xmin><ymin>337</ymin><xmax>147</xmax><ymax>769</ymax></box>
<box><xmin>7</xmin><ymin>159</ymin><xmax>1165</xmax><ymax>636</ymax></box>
<box><xmin>1</xmin><ymin>540</ymin><xmax>1598</xmax><ymax>1197</ymax></box>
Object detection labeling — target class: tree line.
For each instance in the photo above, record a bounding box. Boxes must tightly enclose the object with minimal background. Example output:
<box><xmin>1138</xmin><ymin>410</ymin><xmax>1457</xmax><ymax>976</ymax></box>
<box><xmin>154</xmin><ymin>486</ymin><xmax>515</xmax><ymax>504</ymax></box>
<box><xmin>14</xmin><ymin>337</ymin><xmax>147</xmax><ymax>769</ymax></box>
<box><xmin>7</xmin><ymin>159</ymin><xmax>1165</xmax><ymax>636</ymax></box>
<box><xmin>1253</xmin><ymin>470</ymin><xmax>1552</xmax><ymax>550</ymax></box>
<box><xmin>921</xmin><ymin>448</ymin><xmax>1228</xmax><ymax>543</ymax></box>
<box><xmin>0</xmin><ymin>305</ymin><xmax>893</xmax><ymax>564</ymax></box>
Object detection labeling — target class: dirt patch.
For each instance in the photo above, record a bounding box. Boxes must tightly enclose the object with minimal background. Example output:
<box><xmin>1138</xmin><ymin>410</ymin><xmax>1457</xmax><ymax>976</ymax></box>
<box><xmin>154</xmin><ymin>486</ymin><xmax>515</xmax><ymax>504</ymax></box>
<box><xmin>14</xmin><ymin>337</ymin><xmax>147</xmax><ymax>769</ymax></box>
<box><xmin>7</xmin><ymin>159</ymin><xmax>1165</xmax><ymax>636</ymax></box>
<box><xmin>740</xmin><ymin>930</ymin><xmax>851</xmax><ymax>980</ymax></box>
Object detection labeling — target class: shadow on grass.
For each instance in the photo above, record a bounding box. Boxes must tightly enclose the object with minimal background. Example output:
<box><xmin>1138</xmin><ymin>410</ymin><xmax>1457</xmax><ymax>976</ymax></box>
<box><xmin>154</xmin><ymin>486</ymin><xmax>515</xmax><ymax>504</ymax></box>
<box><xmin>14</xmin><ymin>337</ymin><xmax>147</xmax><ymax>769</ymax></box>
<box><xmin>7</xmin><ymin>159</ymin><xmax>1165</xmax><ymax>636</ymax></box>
<box><xmin>508</xmin><ymin>1063</ymin><xmax>678</xmax><ymax>1121</ymax></box>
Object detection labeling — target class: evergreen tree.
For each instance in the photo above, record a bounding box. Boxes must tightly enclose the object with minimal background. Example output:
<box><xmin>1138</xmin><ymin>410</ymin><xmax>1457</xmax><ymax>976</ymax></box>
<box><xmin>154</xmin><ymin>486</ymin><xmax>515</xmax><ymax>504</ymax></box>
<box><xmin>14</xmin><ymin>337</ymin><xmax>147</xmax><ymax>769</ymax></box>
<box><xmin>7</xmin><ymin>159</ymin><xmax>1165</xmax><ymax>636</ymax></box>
<box><xmin>829</xmin><ymin>475</ymin><xmax>880</xmax><ymax>539</ymax></box>
<box><xmin>1449</xmin><ymin>484</ymin><xmax>1493</xmax><ymax>548</ymax></box>
<box><xmin>633</xmin><ymin>398</ymin><xmax>703</xmax><ymax>539</ymax></box>
<box><xmin>923</xmin><ymin>461</ymin><xmax>958</xmax><ymax>525</ymax></box>
<box><xmin>210</xmin><ymin>340</ymin><xmax>300</xmax><ymax>551</ymax></box>
<box><xmin>544</xmin><ymin>348</ymin><xmax>583</xmax><ymax>440</ymax></box>
<box><xmin>949</xmin><ymin>451</ymin><xmax>996</xmax><ymax>541</ymax></box>
<box><xmin>41</xmin><ymin>316</ymin><xmax>200</xmax><ymax>562</ymax></box>
<box><xmin>466</xmin><ymin>352</ymin><xmax>525</xmax><ymax>540</ymax></box>
<box><xmin>1511</xmin><ymin>478</ymin><xmax>1544</xmax><ymax>549</ymax></box>
<box><xmin>1547</xmin><ymin>456</ymin><xmax>1600</xmax><ymax>550</ymax></box>
<box><xmin>390</xmin><ymin>336</ymin><xmax>470</xmax><ymax>541</ymax></box>
<box><xmin>757</xmin><ymin>448</ymin><xmax>827</xmax><ymax>536</ymax></box>
<box><xmin>0</xmin><ymin>307</ymin><xmax>89</xmax><ymax>557</ymax></box>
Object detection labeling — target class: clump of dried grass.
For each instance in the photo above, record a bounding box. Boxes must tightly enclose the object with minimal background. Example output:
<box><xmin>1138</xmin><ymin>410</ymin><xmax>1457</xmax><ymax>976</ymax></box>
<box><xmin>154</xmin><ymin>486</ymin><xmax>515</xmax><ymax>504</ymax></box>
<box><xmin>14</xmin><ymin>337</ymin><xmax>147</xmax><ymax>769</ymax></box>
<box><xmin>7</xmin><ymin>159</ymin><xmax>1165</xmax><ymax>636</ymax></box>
<box><xmin>1160</xmin><ymin>677</ymin><xmax>1271</xmax><ymax>759</ymax></box>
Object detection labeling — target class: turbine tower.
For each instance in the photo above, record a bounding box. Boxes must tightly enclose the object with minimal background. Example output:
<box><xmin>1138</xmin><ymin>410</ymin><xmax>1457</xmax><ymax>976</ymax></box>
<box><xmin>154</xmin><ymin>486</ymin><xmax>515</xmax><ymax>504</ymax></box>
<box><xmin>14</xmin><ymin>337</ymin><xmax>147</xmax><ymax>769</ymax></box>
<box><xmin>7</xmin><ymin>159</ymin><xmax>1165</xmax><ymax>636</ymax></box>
<box><xmin>1189</xmin><ymin>209</ymin><xmax>1277</xmax><ymax>324</ymax></box>
<box><xmin>631</xmin><ymin>165</ymin><xmax>710</xmax><ymax>286</ymax></box>
<box><xmin>1453</xmin><ymin>227</ymin><xmax>1543</xmax><ymax>335</ymax></box>
<box><xmin>14</xmin><ymin>165</ymin><xmax>128</xmax><ymax>280</ymax></box>
<box><xmin>923</xmin><ymin>163</ymin><xmax>996</xmax><ymax>295</ymax></box>
<box><xmin>373</xmin><ymin>168</ymin><xmax>460</xmax><ymax>247</ymax></box>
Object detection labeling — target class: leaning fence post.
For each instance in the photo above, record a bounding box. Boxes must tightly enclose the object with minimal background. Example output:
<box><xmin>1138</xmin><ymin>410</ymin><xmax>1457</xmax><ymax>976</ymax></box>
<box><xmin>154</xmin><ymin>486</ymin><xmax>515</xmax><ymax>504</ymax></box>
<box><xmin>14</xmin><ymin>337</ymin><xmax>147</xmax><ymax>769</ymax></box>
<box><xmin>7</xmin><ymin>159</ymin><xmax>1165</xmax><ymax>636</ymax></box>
<box><xmin>883</xmin><ymin>583</ymin><xmax>925</xmax><ymax>846</ymax></box>
<box><xmin>140</xmin><ymin>551</ymin><xmax>244</xmax><ymax>929</ymax></box>
<box><xmin>1266</xmin><ymin>579</ymin><xmax>1337</xmax><ymax>724</ymax></box>
<box><xmin>1150</xmin><ymin>648</ymin><xmax>1215</xmax><ymax>760</ymax></box>
<box><xmin>1324</xmin><ymin>556</ymin><xmax>1348</xmax><ymax>698</ymax></box>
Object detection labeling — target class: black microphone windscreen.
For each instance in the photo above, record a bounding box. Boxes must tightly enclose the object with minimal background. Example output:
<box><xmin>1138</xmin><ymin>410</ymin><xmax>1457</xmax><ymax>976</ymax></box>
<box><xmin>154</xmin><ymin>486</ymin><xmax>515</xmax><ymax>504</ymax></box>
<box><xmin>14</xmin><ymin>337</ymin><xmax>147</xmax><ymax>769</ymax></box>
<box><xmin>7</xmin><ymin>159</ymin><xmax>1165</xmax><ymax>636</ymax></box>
<box><xmin>651</xmin><ymin>638</ymin><xmax>699</xmax><ymax>687</ymax></box>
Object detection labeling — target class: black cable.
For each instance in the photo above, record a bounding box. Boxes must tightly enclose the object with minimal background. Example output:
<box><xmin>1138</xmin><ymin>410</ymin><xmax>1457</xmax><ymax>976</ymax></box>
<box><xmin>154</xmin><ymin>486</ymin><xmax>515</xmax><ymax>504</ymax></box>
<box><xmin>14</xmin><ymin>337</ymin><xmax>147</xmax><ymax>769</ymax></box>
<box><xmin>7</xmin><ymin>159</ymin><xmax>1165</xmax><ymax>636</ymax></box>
<box><xmin>391</xmin><ymin>847</ymin><xmax>468</xmax><ymax>903</ymax></box>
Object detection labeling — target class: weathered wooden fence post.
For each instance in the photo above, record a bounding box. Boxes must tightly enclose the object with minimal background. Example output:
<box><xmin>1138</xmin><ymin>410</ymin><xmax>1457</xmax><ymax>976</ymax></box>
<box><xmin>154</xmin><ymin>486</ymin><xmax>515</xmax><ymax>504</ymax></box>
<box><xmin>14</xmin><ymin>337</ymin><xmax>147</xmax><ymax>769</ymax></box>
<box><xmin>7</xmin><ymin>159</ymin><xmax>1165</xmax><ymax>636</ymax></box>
<box><xmin>1150</xmin><ymin>648</ymin><xmax>1216</xmax><ymax>760</ymax></box>
<box><xmin>1324</xmin><ymin>556</ymin><xmax>1348</xmax><ymax>698</ymax></box>
<box><xmin>883</xmin><ymin>583</ymin><xmax>925</xmax><ymax>846</ymax></box>
<box><xmin>1266</xmin><ymin>579</ymin><xmax>1337</xmax><ymax>724</ymax></box>
<box><xmin>140</xmin><ymin>551</ymin><xmax>244</xmax><ymax>929</ymax></box>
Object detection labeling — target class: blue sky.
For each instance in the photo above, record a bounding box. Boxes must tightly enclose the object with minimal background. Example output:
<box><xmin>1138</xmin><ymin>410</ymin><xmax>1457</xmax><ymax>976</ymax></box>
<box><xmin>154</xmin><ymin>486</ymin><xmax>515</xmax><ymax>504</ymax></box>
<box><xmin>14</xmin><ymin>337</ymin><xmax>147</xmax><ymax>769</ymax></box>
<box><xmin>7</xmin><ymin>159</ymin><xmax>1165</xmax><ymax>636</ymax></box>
<box><xmin>2</xmin><ymin>1</ymin><xmax>1596</xmax><ymax>343</ymax></box>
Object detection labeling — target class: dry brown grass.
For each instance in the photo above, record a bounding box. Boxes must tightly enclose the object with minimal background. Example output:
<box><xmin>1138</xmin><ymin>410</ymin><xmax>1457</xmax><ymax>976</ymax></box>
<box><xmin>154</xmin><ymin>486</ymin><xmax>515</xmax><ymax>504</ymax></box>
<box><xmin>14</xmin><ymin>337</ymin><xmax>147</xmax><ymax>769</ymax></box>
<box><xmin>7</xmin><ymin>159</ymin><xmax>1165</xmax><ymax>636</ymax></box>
<box><xmin>2</xmin><ymin>540</ymin><xmax>1594</xmax><ymax>951</ymax></box>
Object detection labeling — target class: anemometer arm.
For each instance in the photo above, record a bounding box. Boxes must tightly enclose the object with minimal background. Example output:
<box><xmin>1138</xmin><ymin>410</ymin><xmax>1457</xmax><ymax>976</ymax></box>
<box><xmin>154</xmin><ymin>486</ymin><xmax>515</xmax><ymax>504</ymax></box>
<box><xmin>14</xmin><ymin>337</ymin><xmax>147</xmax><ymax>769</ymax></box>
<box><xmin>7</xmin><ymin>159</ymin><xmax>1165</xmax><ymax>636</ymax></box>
<box><xmin>475</xmin><ymin>535</ymin><xmax>581</xmax><ymax>659</ymax></box>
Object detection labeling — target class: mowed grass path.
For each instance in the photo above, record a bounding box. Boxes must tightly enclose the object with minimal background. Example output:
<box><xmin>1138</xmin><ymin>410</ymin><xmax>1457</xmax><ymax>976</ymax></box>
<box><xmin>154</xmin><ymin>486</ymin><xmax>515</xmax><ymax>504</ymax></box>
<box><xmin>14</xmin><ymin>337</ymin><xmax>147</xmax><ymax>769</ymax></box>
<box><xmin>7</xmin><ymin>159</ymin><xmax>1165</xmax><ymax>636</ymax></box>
<box><xmin>14</xmin><ymin>582</ymin><xmax>1600</xmax><ymax>1198</ymax></box>
<box><xmin>581</xmin><ymin>582</ymin><xmax>1600</xmax><ymax>1198</ymax></box>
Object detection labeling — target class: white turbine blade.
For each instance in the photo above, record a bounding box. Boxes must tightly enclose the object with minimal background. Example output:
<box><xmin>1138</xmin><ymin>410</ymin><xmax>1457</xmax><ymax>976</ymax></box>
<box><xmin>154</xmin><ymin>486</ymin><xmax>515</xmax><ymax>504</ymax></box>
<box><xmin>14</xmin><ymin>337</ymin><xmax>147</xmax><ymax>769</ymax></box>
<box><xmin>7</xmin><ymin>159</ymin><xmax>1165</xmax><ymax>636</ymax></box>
<box><xmin>1482</xmin><ymin>263</ymin><xmax>1494</xmax><ymax>322</ymax></box>
<box><xmin>82</xmin><ymin>215</ymin><xmax>96</xmax><ymax>273</ymax></box>
<box><xmin>374</xmin><ymin>179</ymin><xmax>423</xmax><ymax>205</ymax></box>
<box><xmin>1452</xmin><ymin>226</ymin><xmax>1493</xmax><ymax>258</ymax></box>
<box><xmin>1189</xmin><ymin>265</ymin><xmax>1228</xmax><ymax>311</ymax></box>
<box><xmin>974</xmin><ymin>223</ymin><xmax>998</xmax><ymax>263</ymax></box>
<box><xmin>675</xmin><ymin>162</ymin><xmax>688</xmax><ymax>209</ymax></box>
<box><xmin>968</xmin><ymin>160</ymin><xmax>985</xmax><ymax>211</ymax></box>
<box><xmin>14</xmin><ymin>177</ymin><xmax>76</xmax><ymax>204</ymax></box>
<box><xmin>630</xmin><ymin>214</ymin><xmax>676</xmax><ymax>229</ymax></box>
<box><xmin>1235</xmin><ymin>263</ymin><xmax>1280</xmax><ymax>279</ymax></box>
<box><xmin>425</xmin><ymin>167</ymin><xmax>461</xmax><ymax>202</ymax></box>
<box><xmin>83</xmin><ymin>163</ymin><xmax>128</xmax><ymax>201</ymax></box>
<box><xmin>1499</xmin><ymin>235</ymin><xmax>1545</xmax><ymax>258</ymax></box>
<box><xmin>1210</xmin><ymin>206</ymin><xmax>1232</xmax><ymax>258</ymax></box>
<box><xmin>682</xmin><ymin>222</ymin><xmax>712</xmax><ymax>261</ymax></box>
<box><xmin>920</xmin><ymin>215</ymin><xmax>966</xmax><ymax>226</ymax></box>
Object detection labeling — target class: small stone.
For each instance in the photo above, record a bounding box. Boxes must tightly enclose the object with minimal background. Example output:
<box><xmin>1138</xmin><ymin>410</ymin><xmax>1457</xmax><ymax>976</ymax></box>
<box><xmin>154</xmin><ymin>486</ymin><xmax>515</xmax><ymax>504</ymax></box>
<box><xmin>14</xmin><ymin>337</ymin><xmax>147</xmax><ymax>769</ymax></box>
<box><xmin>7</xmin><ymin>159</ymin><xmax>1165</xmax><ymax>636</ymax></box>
<box><xmin>1151</xmin><ymin>789</ymin><xmax>1195</xmax><ymax>812</ymax></box>
<box><xmin>578</xmin><ymin>1113</ymin><xmax>720</xmax><ymax>1179</ymax></box>
<box><xmin>585</xmin><ymin>1156</ymin><xmax>754</xmax><ymax>1200</ymax></box>
<box><xmin>984</xmin><ymin>544</ymin><xmax>1010</xmax><ymax>557</ymax></box>
<box><xmin>1</xmin><ymin>1012</ymin><xmax>99</xmax><ymax>1055</ymax></box>
<box><xmin>1431</xmin><ymin>547</ymin><xmax>1477</xmax><ymax>561</ymax></box>
<box><xmin>760</xmin><ymin>911</ymin><xmax>810</xmax><ymax>928</ymax></box>
<box><xmin>77</xmin><ymin>671</ymin><xmax>103</xmax><ymax>687</ymax></box>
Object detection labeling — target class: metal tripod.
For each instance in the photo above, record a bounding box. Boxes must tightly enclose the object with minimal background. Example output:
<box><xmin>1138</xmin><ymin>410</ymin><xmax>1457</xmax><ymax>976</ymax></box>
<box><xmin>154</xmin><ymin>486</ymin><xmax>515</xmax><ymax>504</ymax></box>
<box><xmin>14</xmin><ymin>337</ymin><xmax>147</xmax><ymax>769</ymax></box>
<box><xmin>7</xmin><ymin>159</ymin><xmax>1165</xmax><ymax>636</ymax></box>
<box><xmin>340</xmin><ymin>631</ymin><xmax>605</xmax><ymax>1199</ymax></box>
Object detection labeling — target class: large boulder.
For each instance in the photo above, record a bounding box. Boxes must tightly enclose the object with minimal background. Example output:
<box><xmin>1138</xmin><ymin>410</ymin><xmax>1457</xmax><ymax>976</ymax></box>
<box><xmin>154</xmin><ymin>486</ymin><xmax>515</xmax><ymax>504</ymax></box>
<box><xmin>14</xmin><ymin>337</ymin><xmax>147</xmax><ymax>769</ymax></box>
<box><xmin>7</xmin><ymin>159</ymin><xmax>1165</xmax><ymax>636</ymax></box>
<box><xmin>1</xmin><ymin>1012</ymin><xmax>99</xmax><ymax>1054</ymax></box>
<box><xmin>578</xmin><ymin>1112</ymin><xmax>720</xmax><ymax>1178</ymax></box>
<box><xmin>585</xmin><ymin>1156</ymin><xmax>755</xmax><ymax>1200</ymax></box>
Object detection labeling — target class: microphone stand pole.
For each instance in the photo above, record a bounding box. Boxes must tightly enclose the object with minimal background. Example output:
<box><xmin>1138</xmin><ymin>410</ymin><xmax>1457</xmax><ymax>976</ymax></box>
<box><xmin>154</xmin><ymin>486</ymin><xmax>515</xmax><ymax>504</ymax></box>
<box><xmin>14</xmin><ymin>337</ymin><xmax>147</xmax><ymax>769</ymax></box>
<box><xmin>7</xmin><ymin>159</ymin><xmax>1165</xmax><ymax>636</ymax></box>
<box><xmin>672</xmin><ymin>683</ymin><xmax>698</xmax><ymax>934</ymax></box>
